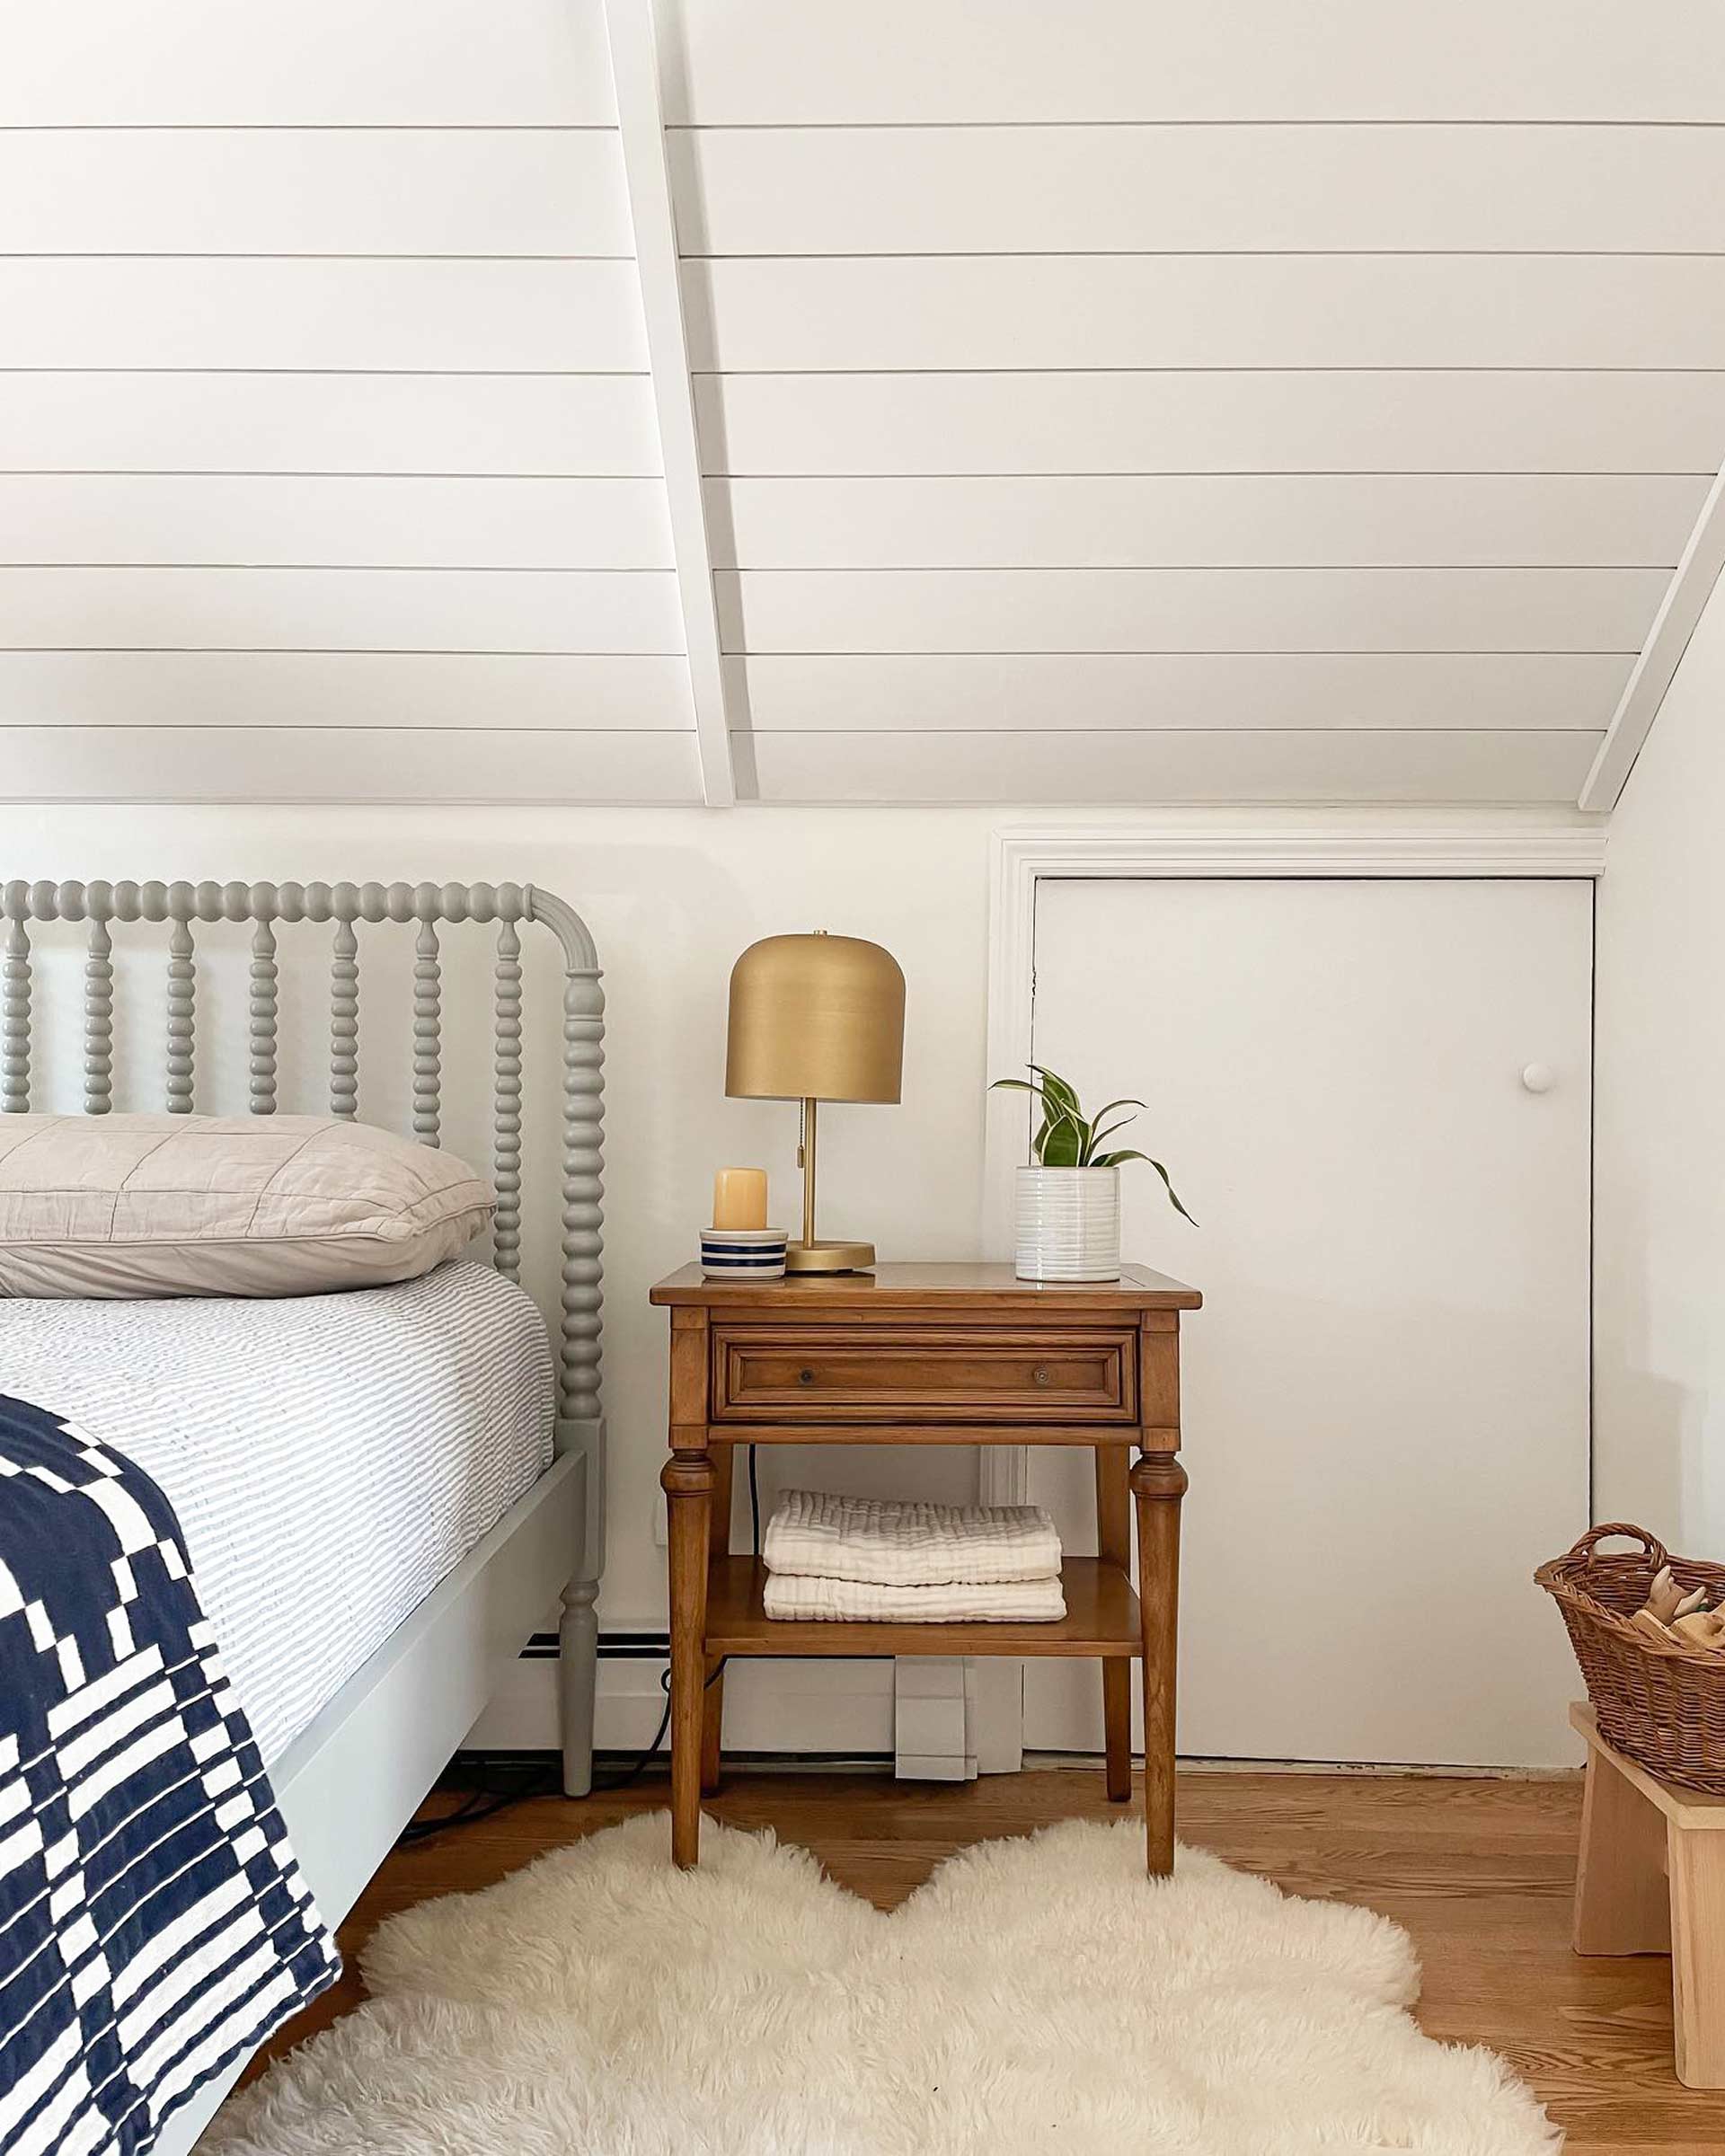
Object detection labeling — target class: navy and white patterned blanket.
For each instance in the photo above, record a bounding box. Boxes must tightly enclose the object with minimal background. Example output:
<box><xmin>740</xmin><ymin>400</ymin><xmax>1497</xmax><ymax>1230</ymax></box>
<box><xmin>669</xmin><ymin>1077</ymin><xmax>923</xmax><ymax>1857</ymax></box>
<box><xmin>0</xmin><ymin>1394</ymin><xmax>338</xmax><ymax>2156</ymax></box>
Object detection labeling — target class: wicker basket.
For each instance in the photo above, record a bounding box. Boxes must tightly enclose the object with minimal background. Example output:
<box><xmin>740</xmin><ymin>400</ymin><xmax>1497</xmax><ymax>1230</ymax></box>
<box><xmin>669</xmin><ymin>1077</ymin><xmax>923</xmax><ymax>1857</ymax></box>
<box><xmin>1536</xmin><ymin>1523</ymin><xmax>1725</xmax><ymax>1794</ymax></box>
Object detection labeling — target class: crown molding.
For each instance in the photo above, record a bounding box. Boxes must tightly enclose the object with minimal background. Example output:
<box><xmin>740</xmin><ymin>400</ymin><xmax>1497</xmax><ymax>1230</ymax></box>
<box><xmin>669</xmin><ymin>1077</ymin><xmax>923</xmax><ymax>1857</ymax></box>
<box><xmin>992</xmin><ymin>813</ymin><xmax>1607</xmax><ymax>890</ymax></box>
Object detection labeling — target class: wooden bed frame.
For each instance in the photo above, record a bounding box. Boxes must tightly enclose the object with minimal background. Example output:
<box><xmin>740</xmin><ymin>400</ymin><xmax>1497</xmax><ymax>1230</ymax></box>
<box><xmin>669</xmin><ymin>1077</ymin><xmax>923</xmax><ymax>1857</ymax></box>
<box><xmin>0</xmin><ymin>876</ymin><xmax>605</xmax><ymax>2154</ymax></box>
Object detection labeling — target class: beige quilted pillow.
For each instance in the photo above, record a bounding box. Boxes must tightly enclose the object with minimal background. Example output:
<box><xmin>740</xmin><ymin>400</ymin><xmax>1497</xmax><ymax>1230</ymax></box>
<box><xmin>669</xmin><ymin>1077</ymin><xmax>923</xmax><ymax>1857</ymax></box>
<box><xmin>0</xmin><ymin>1114</ymin><xmax>494</xmax><ymax>1298</ymax></box>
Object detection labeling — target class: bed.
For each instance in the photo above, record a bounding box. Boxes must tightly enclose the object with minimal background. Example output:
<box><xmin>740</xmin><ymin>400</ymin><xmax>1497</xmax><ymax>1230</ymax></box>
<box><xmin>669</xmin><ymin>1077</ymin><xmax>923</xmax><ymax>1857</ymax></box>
<box><xmin>0</xmin><ymin>878</ymin><xmax>606</xmax><ymax>2156</ymax></box>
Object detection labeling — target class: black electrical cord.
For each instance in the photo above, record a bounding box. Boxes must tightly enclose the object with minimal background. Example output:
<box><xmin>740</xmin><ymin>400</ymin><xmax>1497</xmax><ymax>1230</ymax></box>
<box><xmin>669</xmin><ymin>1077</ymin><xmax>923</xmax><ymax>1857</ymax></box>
<box><xmin>591</xmin><ymin>1679</ymin><xmax>674</xmax><ymax>1793</ymax></box>
<box><xmin>400</xmin><ymin>1448</ymin><xmax>765</xmax><ymax>1845</ymax></box>
<box><xmin>599</xmin><ymin>1442</ymin><xmax>756</xmax><ymax>1794</ymax></box>
<box><xmin>400</xmin><ymin>1661</ymin><xmax>730</xmax><ymax>1842</ymax></box>
<box><xmin>396</xmin><ymin>1758</ymin><xmax>558</xmax><ymax>1844</ymax></box>
<box><xmin>594</xmin><ymin>1654</ymin><xmax>720</xmax><ymax>1793</ymax></box>
<box><xmin>748</xmin><ymin>1441</ymin><xmax>761</xmax><ymax>1558</ymax></box>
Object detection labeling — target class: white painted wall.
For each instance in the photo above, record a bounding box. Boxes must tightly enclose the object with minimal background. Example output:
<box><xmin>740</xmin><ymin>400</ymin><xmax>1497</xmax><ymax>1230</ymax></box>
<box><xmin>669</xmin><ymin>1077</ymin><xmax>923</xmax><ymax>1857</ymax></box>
<box><xmin>1595</xmin><ymin>575</ymin><xmax>1725</xmax><ymax>1554</ymax></box>
<box><xmin>0</xmin><ymin>802</ymin><xmax>1004</xmax><ymax>1744</ymax></box>
<box><xmin>4</xmin><ymin>798</ymin><xmax>1610</xmax><ymax>1754</ymax></box>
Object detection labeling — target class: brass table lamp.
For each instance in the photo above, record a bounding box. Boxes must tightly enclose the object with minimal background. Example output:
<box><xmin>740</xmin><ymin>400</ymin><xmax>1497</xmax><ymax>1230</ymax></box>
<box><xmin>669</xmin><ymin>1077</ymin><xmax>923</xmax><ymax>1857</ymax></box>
<box><xmin>725</xmin><ymin>931</ymin><xmax>906</xmax><ymax>1274</ymax></box>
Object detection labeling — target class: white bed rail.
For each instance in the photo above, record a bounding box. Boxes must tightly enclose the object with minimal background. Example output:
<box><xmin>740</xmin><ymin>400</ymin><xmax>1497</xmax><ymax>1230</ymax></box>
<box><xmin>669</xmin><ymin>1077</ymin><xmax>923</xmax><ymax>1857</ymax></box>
<box><xmin>0</xmin><ymin>876</ymin><xmax>606</xmax><ymax>1788</ymax></box>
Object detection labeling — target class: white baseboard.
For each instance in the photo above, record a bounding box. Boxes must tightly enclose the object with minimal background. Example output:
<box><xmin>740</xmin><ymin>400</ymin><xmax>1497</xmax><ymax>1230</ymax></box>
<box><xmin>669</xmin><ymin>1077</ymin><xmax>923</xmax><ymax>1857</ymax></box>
<box><xmin>465</xmin><ymin>1648</ymin><xmax>898</xmax><ymax>1758</ymax></box>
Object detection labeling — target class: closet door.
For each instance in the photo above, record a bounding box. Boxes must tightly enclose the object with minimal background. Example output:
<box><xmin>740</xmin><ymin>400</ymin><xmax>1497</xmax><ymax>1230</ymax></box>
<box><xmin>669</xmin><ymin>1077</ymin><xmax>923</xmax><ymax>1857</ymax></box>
<box><xmin>1022</xmin><ymin>877</ymin><xmax>1590</xmax><ymax>1767</ymax></box>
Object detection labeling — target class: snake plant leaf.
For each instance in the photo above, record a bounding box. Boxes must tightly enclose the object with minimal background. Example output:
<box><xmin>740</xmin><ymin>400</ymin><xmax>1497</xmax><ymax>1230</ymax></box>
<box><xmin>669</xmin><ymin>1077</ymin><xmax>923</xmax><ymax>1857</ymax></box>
<box><xmin>1084</xmin><ymin>1113</ymin><xmax>1138</xmax><ymax>1160</ymax></box>
<box><xmin>1027</xmin><ymin>1064</ymin><xmax>1081</xmax><ymax>1118</ymax></box>
<box><xmin>992</xmin><ymin>1076</ymin><xmax>1062</xmax><ymax>1162</ymax></box>
<box><xmin>991</xmin><ymin>1074</ymin><xmax>1066</xmax><ymax>1128</ymax></box>
<box><xmin>1089</xmin><ymin>1149</ymin><xmax>1198</xmax><ymax>1224</ymax></box>
<box><xmin>995</xmin><ymin>1071</ymin><xmax>1190</xmax><ymax>1215</ymax></box>
<box><xmin>1038</xmin><ymin>1109</ymin><xmax>1086</xmax><ymax>1167</ymax></box>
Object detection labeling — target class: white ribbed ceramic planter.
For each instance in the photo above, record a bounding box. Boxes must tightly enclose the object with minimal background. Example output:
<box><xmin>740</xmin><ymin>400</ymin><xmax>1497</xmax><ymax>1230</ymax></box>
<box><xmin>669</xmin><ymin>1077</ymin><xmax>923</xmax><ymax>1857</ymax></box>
<box><xmin>1014</xmin><ymin>1165</ymin><xmax>1121</xmax><ymax>1282</ymax></box>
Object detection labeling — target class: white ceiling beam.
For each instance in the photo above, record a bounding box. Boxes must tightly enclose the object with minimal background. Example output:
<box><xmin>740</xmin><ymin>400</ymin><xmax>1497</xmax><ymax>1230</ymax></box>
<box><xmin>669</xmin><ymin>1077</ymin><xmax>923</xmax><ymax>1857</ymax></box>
<box><xmin>1581</xmin><ymin>461</ymin><xmax>1725</xmax><ymax>811</ymax></box>
<box><xmin>602</xmin><ymin>0</ymin><xmax>736</xmax><ymax>808</ymax></box>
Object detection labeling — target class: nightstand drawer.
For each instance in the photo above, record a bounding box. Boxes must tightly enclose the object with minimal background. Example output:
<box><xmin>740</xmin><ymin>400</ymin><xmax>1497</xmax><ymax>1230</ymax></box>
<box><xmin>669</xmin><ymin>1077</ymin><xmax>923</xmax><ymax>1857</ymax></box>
<box><xmin>711</xmin><ymin>1325</ymin><xmax>1137</xmax><ymax>1422</ymax></box>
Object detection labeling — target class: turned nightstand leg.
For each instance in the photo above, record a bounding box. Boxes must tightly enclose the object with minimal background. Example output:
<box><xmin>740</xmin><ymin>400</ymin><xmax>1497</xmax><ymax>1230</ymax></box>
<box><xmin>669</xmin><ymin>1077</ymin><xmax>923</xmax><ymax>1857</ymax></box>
<box><xmin>662</xmin><ymin>1445</ymin><xmax>714</xmax><ymax>1867</ymax></box>
<box><xmin>701</xmin><ymin>1443</ymin><xmax>735</xmax><ymax>1796</ymax></box>
<box><xmin>701</xmin><ymin>1658</ymin><xmax>725</xmax><ymax>1797</ymax></box>
<box><xmin>1131</xmin><ymin>1452</ymin><xmax>1187</xmax><ymax>1877</ymax></box>
<box><xmin>1094</xmin><ymin>1445</ymin><xmax>1134</xmax><ymax>1802</ymax></box>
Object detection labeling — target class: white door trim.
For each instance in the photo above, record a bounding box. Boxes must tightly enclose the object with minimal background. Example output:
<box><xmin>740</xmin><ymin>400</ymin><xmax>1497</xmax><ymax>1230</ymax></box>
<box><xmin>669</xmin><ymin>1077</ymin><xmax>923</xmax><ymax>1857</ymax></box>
<box><xmin>974</xmin><ymin>808</ymin><xmax>1606</xmax><ymax>1767</ymax></box>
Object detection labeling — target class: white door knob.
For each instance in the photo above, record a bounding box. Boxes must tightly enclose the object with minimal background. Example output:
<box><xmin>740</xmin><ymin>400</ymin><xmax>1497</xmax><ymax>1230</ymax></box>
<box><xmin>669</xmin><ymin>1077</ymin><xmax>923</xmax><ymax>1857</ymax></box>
<box><xmin>1520</xmin><ymin>1062</ymin><xmax>1555</xmax><ymax>1094</ymax></box>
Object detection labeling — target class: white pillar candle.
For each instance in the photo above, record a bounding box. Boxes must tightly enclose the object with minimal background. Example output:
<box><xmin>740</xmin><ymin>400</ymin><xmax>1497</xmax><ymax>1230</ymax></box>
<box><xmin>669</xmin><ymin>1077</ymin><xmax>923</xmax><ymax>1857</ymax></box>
<box><xmin>712</xmin><ymin>1167</ymin><xmax>768</xmax><ymax>1231</ymax></box>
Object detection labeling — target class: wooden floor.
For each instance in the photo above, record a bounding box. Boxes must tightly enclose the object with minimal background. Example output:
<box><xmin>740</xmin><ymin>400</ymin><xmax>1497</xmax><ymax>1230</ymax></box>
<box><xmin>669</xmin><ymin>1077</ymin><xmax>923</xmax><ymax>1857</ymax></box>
<box><xmin>245</xmin><ymin>1764</ymin><xmax>1725</xmax><ymax>2154</ymax></box>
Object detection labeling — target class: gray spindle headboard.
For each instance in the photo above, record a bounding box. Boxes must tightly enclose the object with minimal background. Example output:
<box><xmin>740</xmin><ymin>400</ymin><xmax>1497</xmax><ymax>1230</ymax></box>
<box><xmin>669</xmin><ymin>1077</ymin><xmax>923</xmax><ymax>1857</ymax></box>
<box><xmin>0</xmin><ymin>879</ymin><xmax>605</xmax><ymax>1460</ymax></box>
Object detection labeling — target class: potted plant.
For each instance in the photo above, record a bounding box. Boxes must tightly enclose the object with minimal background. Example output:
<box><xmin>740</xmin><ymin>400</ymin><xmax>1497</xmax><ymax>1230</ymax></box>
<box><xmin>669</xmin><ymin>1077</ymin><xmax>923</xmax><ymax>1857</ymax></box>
<box><xmin>990</xmin><ymin>1065</ymin><xmax>1194</xmax><ymax>1282</ymax></box>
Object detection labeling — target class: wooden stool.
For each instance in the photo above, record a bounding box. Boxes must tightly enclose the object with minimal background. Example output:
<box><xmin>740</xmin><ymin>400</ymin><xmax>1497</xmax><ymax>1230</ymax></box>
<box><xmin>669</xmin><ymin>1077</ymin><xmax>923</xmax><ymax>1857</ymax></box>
<box><xmin>1570</xmin><ymin>1701</ymin><xmax>1725</xmax><ymax>2087</ymax></box>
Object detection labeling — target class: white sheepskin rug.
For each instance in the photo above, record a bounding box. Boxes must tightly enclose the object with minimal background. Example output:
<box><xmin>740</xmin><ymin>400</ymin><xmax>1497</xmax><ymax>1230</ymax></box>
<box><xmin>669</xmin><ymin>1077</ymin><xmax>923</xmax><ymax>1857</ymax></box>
<box><xmin>208</xmin><ymin>1811</ymin><xmax>1557</xmax><ymax>2155</ymax></box>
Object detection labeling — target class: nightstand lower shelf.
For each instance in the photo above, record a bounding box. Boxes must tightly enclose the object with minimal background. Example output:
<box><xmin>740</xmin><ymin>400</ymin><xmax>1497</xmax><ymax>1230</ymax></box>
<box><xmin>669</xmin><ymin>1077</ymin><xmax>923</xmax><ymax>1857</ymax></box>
<box><xmin>704</xmin><ymin>1557</ymin><xmax>1142</xmax><ymax>1658</ymax></box>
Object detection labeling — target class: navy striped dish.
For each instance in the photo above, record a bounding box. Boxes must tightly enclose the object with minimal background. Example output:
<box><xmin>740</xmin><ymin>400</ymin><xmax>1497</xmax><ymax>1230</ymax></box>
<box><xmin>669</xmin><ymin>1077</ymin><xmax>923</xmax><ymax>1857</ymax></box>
<box><xmin>700</xmin><ymin>1229</ymin><xmax>787</xmax><ymax>1280</ymax></box>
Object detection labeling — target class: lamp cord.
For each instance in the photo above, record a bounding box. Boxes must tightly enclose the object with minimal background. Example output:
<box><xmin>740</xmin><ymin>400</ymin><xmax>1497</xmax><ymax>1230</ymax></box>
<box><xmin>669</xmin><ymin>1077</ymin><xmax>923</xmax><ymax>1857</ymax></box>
<box><xmin>399</xmin><ymin>1452</ymin><xmax>765</xmax><ymax>1843</ymax></box>
<box><xmin>748</xmin><ymin>1442</ymin><xmax>761</xmax><ymax>1559</ymax></box>
<box><xmin>400</xmin><ymin>1655</ymin><xmax>732</xmax><ymax>1842</ymax></box>
<box><xmin>599</xmin><ymin>1453</ymin><xmax>760</xmax><ymax>1802</ymax></box>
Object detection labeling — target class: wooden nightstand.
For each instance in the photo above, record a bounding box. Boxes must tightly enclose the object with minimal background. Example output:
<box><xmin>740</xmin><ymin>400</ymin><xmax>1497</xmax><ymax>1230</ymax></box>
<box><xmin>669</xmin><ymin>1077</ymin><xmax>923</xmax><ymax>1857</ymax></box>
<box><xmin>648</xmin><ymin>1261</ymin><xmax>1202</xmax><ymax>1871</ymax></box>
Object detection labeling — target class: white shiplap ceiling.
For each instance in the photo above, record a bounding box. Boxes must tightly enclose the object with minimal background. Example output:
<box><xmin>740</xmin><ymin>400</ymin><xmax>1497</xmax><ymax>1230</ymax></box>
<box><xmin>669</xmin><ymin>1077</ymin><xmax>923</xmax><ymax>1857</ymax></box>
<box><xmin>1</xmin><ymin>0</ymin><xmax>1722</xmax><ymax>808</ymax></box>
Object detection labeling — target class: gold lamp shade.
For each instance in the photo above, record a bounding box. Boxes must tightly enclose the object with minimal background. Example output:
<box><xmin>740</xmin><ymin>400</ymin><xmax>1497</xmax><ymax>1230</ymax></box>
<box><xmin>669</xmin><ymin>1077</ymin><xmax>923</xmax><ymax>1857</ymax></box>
<box><xmin>726</xmin><ymin>932</ymin><xmax>905</xmax><ymax>1102</ymax></box>
<box><xmin>725</xmin><ymin>932</ymin><xmax>905</xmax><ymax>1271</ymax></box>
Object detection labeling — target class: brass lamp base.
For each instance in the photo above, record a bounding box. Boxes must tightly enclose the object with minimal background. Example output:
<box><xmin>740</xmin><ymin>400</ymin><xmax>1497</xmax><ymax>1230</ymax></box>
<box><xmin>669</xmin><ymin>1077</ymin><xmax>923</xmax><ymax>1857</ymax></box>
<box><xmin>785</xmin><ymin>1238</ymin><xmax>876</xmax><ymax>1275</ymax></box>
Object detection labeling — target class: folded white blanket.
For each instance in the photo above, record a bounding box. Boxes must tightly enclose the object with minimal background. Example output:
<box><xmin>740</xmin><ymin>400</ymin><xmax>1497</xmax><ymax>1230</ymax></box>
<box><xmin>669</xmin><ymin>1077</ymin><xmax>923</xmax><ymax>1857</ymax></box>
<box><xmin>763</xmin><ymin>1573</ymin><xmax>1067</xmax><ymax>1623</ymax></box>
<box><xmin>762</xmin><ymin>1487</ymin><xmax>1062</xmax><ymax>1587</ymax></box>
